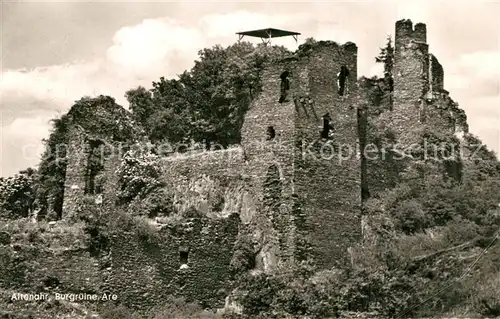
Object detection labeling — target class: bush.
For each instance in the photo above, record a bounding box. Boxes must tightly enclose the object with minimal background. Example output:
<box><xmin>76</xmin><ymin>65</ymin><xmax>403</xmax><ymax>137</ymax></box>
<box><xmin>99</xmin><ymin>304</ymin><xmax>144</xmax><ymax>319</ymax></box>
<box><xmin>229</xmin><ymin>232</ymin><xmax>256</xmax><ymax>278</ymax></box>
<box><xmin>391</xmin><ymin>200</ymin><xmax>429</xmax><ymax>234</ymax></box>
<box><xmin>116</xmin><ymin>149</ymin><xmax>164</xmax><ymax>204</ymax></box>
<box><xmin>0</xmin><ymin>169</ymin><xmax>37</xmax><ymax>219</ymax></box>
<box><xmin>127</xmin><ymin>187</ymin><xmax>176</xmax><ymax>218</ymax></box>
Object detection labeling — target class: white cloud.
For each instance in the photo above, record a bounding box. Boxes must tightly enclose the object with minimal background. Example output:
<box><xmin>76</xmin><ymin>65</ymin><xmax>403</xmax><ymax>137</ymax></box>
<box><xmin>107</xmin><ymin>18</ymin><xmax>204</xmax><ymax>79</ymax></box>
<box><xmin>1</xmin><ymin>115</ymin><xmax>53</xmax><ymax>175</ymax></box>
<box><xmin>444</xmin><ymin>50</ymin><xmax>500</xmax><ymax>155</ymax></box>
<box><xmin>458</xmin><ymin>51</ymin><xmax>500</xmax><ymax>79</ymax></box>
<box><xmin>1</xmin><ymin>62</ymin><xmax>104</xmax><ymax>110</ymax></box>
<box><xmin>5</xmin><ymin>116</ymin><xmax>52</xmax><ymax>139</ymax></box>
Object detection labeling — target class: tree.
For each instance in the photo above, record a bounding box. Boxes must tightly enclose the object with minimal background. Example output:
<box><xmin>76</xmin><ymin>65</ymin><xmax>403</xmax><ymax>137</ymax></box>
<box><xmin>127</xmin><ymin>42</ymin><xmax>291</xmax><ymax>149</ymax></box>
<box><xmin>125</xmin><ymin>86</ymin><xmax>154</xmax><ymax>129</ymax></box>
<box><xmin>0</xmin><ymin>168</ymin><xmax>37</xmax><ymax>218</ymax></box>
<box><xmin>375</xmin><ymin>35</ymin><xmax>394</xmax><ymax>80</ymax></box>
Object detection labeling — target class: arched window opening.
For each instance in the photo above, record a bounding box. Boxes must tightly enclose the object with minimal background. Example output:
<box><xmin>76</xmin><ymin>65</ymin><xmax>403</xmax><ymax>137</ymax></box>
<box><xmin>266</xmin><ymin>126</ymin><xmax>276</xmax><ymax>140</ymax></box>
<box><xmin>179</xmin><ymin>246</ymin><xmax>189</xmax><ymax>268</ymax></box>
<box><xmin>337</xmin><ymin>66</ymin><xmax>350</xmax><ymax>96</ymax></box>
<box><xmin>279</xmin><ymin>71</ymin><xmax>290</xmax><ymax>103</ymax></box>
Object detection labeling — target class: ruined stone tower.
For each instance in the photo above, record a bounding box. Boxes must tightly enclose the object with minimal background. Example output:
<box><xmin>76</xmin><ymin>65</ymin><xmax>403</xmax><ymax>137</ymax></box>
<box><xmin>392</xmin><ymin>19</ymin><xmax>430</xmax><ymax>146</ymax></box>
<box><xmin>240</xmin><ymin>41</ymin><xmax>362</xmax><ymax>269</ymax></box>
<box><xmin>392</xmin><ymin>19</ymin><xmax>468</xmax><ymax>182</ymax></box>
<box><xmin>61</xmin><ymin>96</ymin><xmax>141</xmax><ymax>220</ymax></box>
<box><xmin>393</xmin><ymin>19</ymin><xmax>468</xmax><ymax>143</ymax></box>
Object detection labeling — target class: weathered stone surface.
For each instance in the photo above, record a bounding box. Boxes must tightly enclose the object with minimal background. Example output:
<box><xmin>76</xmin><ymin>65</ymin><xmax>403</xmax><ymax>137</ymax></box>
<box><xmin>293</xmin><ymin>42</ymin><xmax>361</xmax><ymax>269</ymax></box>
<box><xmin>106</xmin><ymin>213</ymin><xmax>240</xmax><ymax>310</ymax></box>
<box><xmin>55</xmin><ymin>18</ymin><xmax>475</xmax><ymax>310</ymax></box>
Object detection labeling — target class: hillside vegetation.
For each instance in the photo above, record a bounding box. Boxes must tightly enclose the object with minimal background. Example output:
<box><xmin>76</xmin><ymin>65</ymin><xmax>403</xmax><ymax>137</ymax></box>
<box><xmin>1</xmin><ymin>39</ymin><xmax>500</xmax><ymax>319</ymax></box>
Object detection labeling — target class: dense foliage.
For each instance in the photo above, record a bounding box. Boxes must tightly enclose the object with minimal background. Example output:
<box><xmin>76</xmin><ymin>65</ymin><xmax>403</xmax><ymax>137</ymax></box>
<box><xmin>227</xmin><ymin>141</ymin><xmax>500</xmax><ymax>318</ymax></box>
<box><xmin>0</xmin><ymin>168</ymin><xmax>37</xmax><ymax>218</ymax></box>
<box><xmin>126</xmin><ymin>42</ymin><xmax>290</xmax><ymax>148</ymax></box>
<box><xmin>35</xmin><ymin>114</ymin><xmax>71</xmax><ymax>220</ymax></box>
<box><xmin>115</xmin><ymin>149</ymin><xmax>164</xmax><ymax>205</ymax></box>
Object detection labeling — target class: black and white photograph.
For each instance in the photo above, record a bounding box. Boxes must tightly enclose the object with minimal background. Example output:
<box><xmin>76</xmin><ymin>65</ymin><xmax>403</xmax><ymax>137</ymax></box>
<box><xmin>0</xmin><ymin>1</ymin><xmax>499</xmax><ymax>318</ymax></box>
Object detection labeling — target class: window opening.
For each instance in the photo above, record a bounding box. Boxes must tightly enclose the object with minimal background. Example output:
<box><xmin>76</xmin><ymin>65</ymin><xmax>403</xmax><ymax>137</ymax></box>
<box><xmin>321</xmin><ymin>113</ymin><xmax>334</xmax><ymax>139</ymax></box>
<box><xmin>337</xmin><ymin>66</ymin><xmax>350</xmax><ymax>96</ymax></box>
<box><xmin>266</xmin><ymin>126</ymin><xmax>276</xmax><ymax>140</ymax></box>
<box><xmin>279</xmin><ymin>71</ymin><xmax>290</xmax><ymax>103</ymax></box>
<box><xmin>179</xmin><ymin>246</ymin><xmax>189</xmax><ymax>267</ymax></box>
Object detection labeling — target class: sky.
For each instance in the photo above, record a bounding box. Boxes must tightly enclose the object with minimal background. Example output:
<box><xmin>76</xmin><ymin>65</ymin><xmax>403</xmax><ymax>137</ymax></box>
<box><xmin>0</xmin><ymin>0</ymin><xmax>499</xmax><ymax>177</ymax></box>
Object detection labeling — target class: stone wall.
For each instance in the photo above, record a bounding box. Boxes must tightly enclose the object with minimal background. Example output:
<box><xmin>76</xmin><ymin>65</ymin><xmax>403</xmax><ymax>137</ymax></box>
<box><xmin>429</xmin><ymin>54</ymin><xmax>444</xmax><ymax>93</ymax></box>
<box><xmin>160</xmin><ymin>148</ymin><xmax>248</xmax><ymax>219</ymax></box>
<box><xmin>293</xmin><ymin>42</ymin><xmax>361</xmax><ymax>269</ymax></box>
<box><xmin>240</xmin><ymin>56</ymin><xmax>307</xmax><ymax>263</ymax></box>
<box><xmin>425</xmin><ymin>93</ymin><xmax>457</xmax><ymax>135</ymax></box>
<box><xmin>393</xmin><ymin>24</ymin><xmax>430</xmax><ymax>147</ymax></box>
<box><xmin>391</xmin><ymin>19</ymin><xmax>470</xmax><ymax>184</ymax></box>
<box><xmin>239</xmin><ymin>43</ymin><xmax>363</xmax><ymax>268</ymax></box>
<box><xmin>106</xmin><ymin>213</ymin><xmax>240</xmax><ymax>310</ymax></box>
<box><xmin>61</xmin><ymin>96</ymin><xmax>142</xmax><ymax>221</ymax></box>
<box><xmin>357</xmin><ymin>79</ymin><xmax>401</xmax><ymax>199</ymax></box>
<box><xmin>395</xmin><ymin>19</ymin><xmax>427</xmax><ymax>54</ymax></box>
<box><xmin>63</xmin><ymin>125</ymin><xmax>120</xmax><ymax>220</ymax></box>
<box><xmin>62</xmin><ymin>126</ymin><xmax>87</xmax><ymax>220</ymax></box>
<box><xmin>0</xmin><ymin>222</ymin><xmax>104</xmax><ymax>315</ymax></box>
<box><xmin>69</xmin><ymin>148</ymin><xmax>249</xmax><ymax>310</ymax></box>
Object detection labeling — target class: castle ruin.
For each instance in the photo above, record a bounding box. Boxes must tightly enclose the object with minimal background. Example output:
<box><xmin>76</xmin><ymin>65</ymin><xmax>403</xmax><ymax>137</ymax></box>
<box><xmin>59</xmin><ymin>19</ymin><xmax>471</xmax><ymax>309</ymax></box>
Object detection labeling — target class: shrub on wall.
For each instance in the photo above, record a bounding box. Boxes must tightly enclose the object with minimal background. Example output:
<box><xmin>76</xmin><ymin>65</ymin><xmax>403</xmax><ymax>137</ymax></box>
<box><xmin>76</xmin><ymin>196</ymin><xmax>111</xmax><ymax>256</ymax></box>
<box><xmin>230</xmin><ymin>231</ymin><xmax>256</xmax><ymax>279</ymax></box>
<box><xmin>128</xmin><ymin>187</ymin><xmax>176</xmax><ymax>218</ymax></box>
<box><xmin>0</xmin><ymin>168</ymin><xmax>37</xmax><ymax>219</ymax></box>
<box><xmin>116</xmin><ymin>149</ymin><xmax>164</xmax><ymax>205</ymax></box>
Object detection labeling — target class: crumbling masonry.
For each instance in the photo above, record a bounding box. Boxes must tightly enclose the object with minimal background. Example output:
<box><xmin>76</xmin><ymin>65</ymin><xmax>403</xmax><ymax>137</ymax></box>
<box><xmin>60</xmin><ymin>20</ymin><xmax>471</xmax><ymax>309</ymax></box>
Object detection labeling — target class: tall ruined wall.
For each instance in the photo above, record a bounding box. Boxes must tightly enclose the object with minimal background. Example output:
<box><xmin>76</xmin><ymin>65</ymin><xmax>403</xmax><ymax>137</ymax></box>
<box><xmin>107</xmin><ymin>213</ymin><xmax>240</xmax><ymax>310</ymax></box>
<box><xmin>293</xmin><ymin>42</ymin><xmax>361</xmax><ymax>268</ymax></box>
<box><xmin>239</xmin><ymin>45</ymin><xmax>363</xmax><ymax>268</ymax></box>
<box><xmin>391</xmin><ymin>19</ymin><xmax>469</xmax><ymax>184</ymax></box>
<box><xmin>62</xmin><ymin>125</ymin><xmax>88</xmax><ymax>220</ymax></box>
<box><xmin>392</xmin><ymin>19</ymin><xmax>430</xmax><ymax>147</ymax></box>
<box><xmin>61</xmin><ymin>96</ymin><xmax>142</xmax><ymax>220</ymax></box>
<box><xmin>360</xmin><ymin>19</ymin><xmax>473</xmax><ymax>196</ymax></box>
<box><xmin>240</xmin><ymin>56</ymin><xmax>308</xmax><ymax>263</ymax></box>
<box><xmin>63</xmin><ymin>125</ymin><xmax>120</xmax><ymax>220</ymax></box>
<box><xmin>357</xmin><ymin>78</ymin><xmax>402</xmax><ymax>198</ymax></box>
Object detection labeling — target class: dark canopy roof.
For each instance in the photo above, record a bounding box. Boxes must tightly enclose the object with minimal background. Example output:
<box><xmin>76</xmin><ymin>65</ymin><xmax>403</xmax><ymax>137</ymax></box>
<box><xmin>236</xmin><ymin>28</ymin><xmax>300</xmax><ymax>39</ymax></box>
